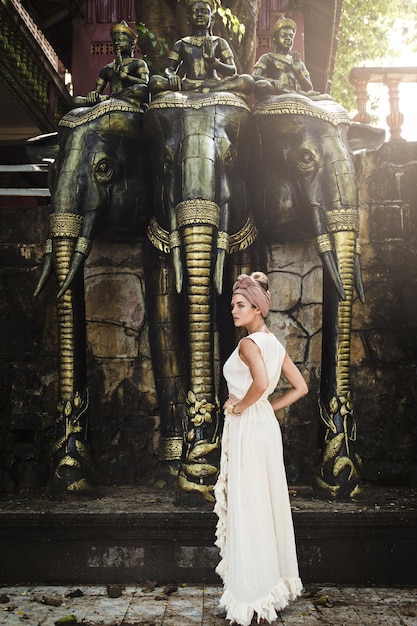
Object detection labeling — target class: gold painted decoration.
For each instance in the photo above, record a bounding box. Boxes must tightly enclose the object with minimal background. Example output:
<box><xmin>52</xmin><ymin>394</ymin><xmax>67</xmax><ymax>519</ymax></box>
<box><xmin>178</xmin><ymin>470</ymin><xmax>215</xmax><ymax>502</ymax></box>
<box><xmin>317</xmin><ymin>390</ymin><xmax>362</xmax><ymax>499</ymax></box>
<box><xmin>147</xmin><ymin>216</ymin><xmax>258</xmax><ymax>254</ymax></box>
<box><xmin>59</xmin><ymin>100</ymin><xmax>141</xmax><ymax>128</ymax></box>
<box><xmin>228</xmin><ymin>217</ymin><xmax>258</xmax><ymax>253</ymax></box>
<box><xmin>66</xmin><ymin>478</ymin><xmax>94</xmax><ymax>492</ymax></box>
<box><xmin>186</xmin><ymin>437</ymin><xmax>219</xmax><ymax>462</ymax></box>
<box><xmin>217</xmin><ymin>231</ymin><xmax>229</xmax><ymax>250</ymax></box>
<box><xmin>169</xmin><ymin>230</ymin><xmax>181</xmax><ymax>249</ymax></box>
<box><xmin>253</xmin><ymin>96</ymin><xmax>351</xmax><ymax>127</ymax></box>
<box><xmin>326</xmin><ymin>209</ymin><xmax>359</xmax><ymax>233</ymax></box>
<box><xmin>147</xmin><ymin>218</ymin><xmax>170</xmax><ymax>253</ymax></box>
<box><xmin>315</xmin><ymin>233</ymin><xmax>334</xmax><ymax>254</ymax></box>
<box><xmin>186</xmin><ymin>390</ymin><xmax>215</xmax><ymax>427</ymax></box>
<box><xmin>75</xmin><ymin>237</ymin><xmax>92</xmax><ymax>256</ymax></box>
<box><xmin>55</xmin><ymin>454</ymin><xmax>81</xmax><ymax>475</ymax></box>
<box><xmin>51</xmin><ymin>213</ymin><xmax>83</xmax><ymax>238</ymax></box>
<box><xmin>176</xmin><ymin>199</ymin><xmax>220</xmax><ymax>228</ymax></box>
<box><xmin>149</xmin><ymin>91</ymin><xmax>251</xmax><ymax>112</ymax></box>
<box><xmin>182</xmin><ymin>462</ymin><xmax>218</xmax><ymax>478</ymax></box>
<box><xmin>159</xmin><ymin>436</ymin><xmax>183</xmax><ymax>461</ymax></box>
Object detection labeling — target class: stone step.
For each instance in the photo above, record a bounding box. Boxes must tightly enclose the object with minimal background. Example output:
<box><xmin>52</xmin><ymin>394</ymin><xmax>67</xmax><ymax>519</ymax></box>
<box><xmin>1</xmin><ymin>485</ymin><xmax>416</xmax><ymax>586</ymax></box>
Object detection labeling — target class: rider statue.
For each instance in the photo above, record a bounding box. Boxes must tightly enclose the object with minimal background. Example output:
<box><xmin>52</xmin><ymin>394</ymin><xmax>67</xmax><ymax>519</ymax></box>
<box><xmin>74</xmin><ymin>20</ymin><xmax>149</xmax><ymax>107</ymax></box>
<box><xmin>252</xmin><ymin>15</ymin><xmax>319</xmax><ymax>100</ymax></box>
<box><xmin>149</xmin><ymin>0</ymin><xmax>253</xmax><ymax>97</ymax></box>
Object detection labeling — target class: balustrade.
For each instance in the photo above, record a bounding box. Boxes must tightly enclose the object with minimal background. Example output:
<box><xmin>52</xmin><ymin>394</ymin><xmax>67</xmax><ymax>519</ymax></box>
<box><xmin>349</xmin><ymin>66</ymin><xmax>417</xmax><ymax>141</ymax></box>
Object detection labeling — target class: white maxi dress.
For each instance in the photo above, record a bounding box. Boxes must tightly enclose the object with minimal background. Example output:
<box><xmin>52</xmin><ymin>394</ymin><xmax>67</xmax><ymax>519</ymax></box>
<box><xmin>214</xmin><ymin>332</ymin><xmax>302</xmax><ymax>626</ymax></box>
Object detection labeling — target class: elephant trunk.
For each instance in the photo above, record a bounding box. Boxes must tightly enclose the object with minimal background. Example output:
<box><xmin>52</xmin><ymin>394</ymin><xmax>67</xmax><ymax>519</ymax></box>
<box><xmin>317</xmin><ymin>229</ymin><xmax>361</xmax><ymax>499</ymax></box>
<box><xmin>332</xmin><ymin>230</ymin><xmax>355</xmax><ymax>396</ymax></box>
<box><xmin>177</xmin><ymin>202</ymin><xmax>220</xmax><ymax>503</ymax></box>
<box><xmin>183</xmin><ymin>224</ymin><xmax>214</xmax><ymax>397</ymax></box>
<box><xmin>55</xmin><ymin>238</ymin><xmax>77</xmax><ymax>400</ymax></box>
<box><xmin>48</xmin><ymin>224</ymin><xmax>93</xmax><ymax>495</ymax></box>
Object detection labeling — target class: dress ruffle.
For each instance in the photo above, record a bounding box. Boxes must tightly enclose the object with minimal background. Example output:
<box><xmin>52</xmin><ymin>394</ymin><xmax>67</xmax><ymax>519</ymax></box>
<box><xmin>218</xmin><ymin>578</ymin><xmax>303</xmax><ymax>626</ymax></box>
<box><xmin>214</xmin><ymin>413</ymin><xmax>229</xmax><ymax>579</ymax></box>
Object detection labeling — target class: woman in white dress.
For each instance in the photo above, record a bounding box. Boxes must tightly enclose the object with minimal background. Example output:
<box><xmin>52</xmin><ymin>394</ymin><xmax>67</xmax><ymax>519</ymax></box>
<box><xmin>214</xmin><ymin>272</ymin><xmax>308</xmax><ymax>626</ymax></box>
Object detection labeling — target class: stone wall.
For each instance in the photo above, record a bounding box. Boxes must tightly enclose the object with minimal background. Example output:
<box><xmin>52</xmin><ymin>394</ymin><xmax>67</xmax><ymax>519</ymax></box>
<box><xmin>1</xmin><ymin>140</ymin><xmax>417</xmax><ymax>493</ymax></box>
<box><xmin>351</xmin><ymin>142</ymin><xmax>417</xmax><ymax>485</ymax></box>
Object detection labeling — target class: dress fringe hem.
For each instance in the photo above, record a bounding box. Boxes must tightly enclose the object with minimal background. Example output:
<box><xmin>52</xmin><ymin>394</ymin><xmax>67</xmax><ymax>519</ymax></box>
<box><xmin>218</xmin><ymin>577</ymin><xmax>303</xmax><ymax>626</ymax></box>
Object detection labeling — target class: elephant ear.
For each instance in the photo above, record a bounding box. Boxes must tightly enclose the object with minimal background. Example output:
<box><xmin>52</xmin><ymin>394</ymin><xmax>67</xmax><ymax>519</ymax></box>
<box><xmin>25</xmin><ymin>132</ymin><xmax>59</xmax><ymax>163</ymax></box>
<box><xmin>347</xmin><ymin>123</ymin><xmax>386</xmax><ymax>154</ymax></box>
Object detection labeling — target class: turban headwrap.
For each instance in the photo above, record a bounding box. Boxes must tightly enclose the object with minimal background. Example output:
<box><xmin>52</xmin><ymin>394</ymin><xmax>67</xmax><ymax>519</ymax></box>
<box><xmin>232</xmin><ymin>274</ymin><xmax>272</xmax><ymax>318</ymax></box>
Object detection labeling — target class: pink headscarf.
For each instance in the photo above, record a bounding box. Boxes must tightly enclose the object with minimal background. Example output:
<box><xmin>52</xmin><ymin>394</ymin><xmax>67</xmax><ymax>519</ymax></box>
<box><xmin>232</xmin><ymin>274</ymin><xmax>272</xmax><ymax>318</ymax></box>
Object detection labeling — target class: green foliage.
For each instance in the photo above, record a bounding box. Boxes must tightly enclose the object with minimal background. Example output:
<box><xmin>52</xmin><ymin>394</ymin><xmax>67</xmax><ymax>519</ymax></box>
<box><xmin>136</xmin><ymin>22</ymin><xmax>170</xmax><ymax>73</ymax></box>
<box><xmin>216</xmin><ymin>5</ymin><xmax>245</xmax><ymax>42</ymax></box>
<box><xmin>331</xmin><ymin>0</ymin><xmax>417</xmax><ymax>114</ymax></box>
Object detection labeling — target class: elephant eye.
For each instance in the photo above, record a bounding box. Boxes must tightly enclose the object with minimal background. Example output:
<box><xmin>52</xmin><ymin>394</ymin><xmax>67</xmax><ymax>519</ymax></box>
<box><xmin>293</xmin><ymin>149</ymin><xmax>317</xmax><ymax>173</ymax></box>
<box><xmin>224</xmin><ymin>146</ymin><xmax>235</xmax><ymax>166</ymax></box>
<box><xmin>94</xmin><ymin>159</ymin><xmax>114</xmax><ymax>183</ymax></box>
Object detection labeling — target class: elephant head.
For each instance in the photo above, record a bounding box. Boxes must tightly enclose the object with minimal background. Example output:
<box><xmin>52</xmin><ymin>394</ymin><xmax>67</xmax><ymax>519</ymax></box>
<box><xmin>32</xmin><ymin>98</ymin><xmax>149</xmax><ymax>494</ymax></box>
<box><xmin>144</xmin><ymin>91</ymin><xmax>256</xmax><ymax>501</ymax></box>
<box><xmin>252</xmin><ymin>93</ymin><xmax>385</xmax><ymax>499</ymax></box>
<box><xmin>35</xmin><ymin>99</ymin><xmax>149</xmax><ymax>299</ymax></box>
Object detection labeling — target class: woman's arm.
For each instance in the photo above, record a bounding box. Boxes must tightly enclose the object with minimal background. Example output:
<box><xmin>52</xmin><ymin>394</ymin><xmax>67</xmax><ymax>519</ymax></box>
<box><xmin>223</xmin><ymin>338</ymin><xmax>268</xmax><ymax>415</ymax></box>
<box><xmin>271</xmin><ymin>353</ymin><xmax>308</xmax><ymax>411</ymax></box>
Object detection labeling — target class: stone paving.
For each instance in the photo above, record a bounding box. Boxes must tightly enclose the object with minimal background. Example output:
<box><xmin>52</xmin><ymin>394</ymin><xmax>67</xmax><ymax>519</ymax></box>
<box><xmin>0</xmin><ymin>583</ymin><xmax>416</xmax><ymax>626</ymax></box>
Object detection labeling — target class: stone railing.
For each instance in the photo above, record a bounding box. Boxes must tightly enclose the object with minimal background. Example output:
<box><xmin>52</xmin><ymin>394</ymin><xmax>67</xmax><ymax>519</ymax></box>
<box><xmin>349</xmin><ymin>66</ymin><xmax>417</xmax><ymax>141</ymax></box>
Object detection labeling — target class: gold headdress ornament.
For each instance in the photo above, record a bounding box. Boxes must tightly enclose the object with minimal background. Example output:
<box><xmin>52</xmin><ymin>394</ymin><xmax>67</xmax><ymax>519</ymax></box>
<box><xmin>110</xmin><ymin>20</ymin><xmax>137</xmax><ymax>41</ymax></box>
<box><xmin>185</xmin><ymin>0</ymin><xmax>217</xmax><ymax>13</ymax></box>
<box><xmin>272</xmin><ymin>15</ymin><xmax>297</xmax><ymax>36</ymax></box>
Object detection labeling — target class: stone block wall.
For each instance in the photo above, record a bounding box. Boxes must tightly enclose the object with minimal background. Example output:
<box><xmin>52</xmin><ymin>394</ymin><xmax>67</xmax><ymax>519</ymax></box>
<box><xmin>1</xmin><ymin>140</ymin><xmax>417</xmax><ymax>493</ymax></box>
<box><xmin>350</xmin><ymin>142</ymin><xmax>417</xmax><ymax>485</ymax></box>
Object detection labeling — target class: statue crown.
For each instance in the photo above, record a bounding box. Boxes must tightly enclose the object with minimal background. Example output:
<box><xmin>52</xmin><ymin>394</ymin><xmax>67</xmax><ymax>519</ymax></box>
<box><xmin>110</xmin><ymin>20</ymin><xmax>137</xmax><ymax>41</ymax></box>
<box><xmin>185</xmin><ymin>0</ymin><xmax>217</xmax><ymax>13</ymax></box>
<box><xmin>272</xmin><ymin>15</ymin><xmax>297</xmax><ymax>37</ymax></box>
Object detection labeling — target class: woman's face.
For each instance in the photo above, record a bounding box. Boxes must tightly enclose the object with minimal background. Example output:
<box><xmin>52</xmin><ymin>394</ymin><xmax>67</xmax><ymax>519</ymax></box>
<box><xmin>231</xmin><ymin>293</ymin><xmax>258</xmax><ymax>328</ymax></box>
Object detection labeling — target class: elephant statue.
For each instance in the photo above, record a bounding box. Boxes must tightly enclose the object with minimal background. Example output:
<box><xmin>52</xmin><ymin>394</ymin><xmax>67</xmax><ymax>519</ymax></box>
<box><xmin>144</xmin><ymin>90</ymin><xmax>258</xmax><ymax>502</ymax></box>
<box><xmin>31</xmin><ymin>98</ymin><xmax>149</xmax><ymax>494</ymax></box>
<box><xmin>251</xmin><ymin>93</ymin><xmax>385</xmax><ymax>499</ymax></box>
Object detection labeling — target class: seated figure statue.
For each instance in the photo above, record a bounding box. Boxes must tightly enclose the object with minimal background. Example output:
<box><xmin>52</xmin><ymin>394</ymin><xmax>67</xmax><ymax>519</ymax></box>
<box><xmin>150</xmin><ymin>0</ymin><xmax>253</xmax><ymax>97</ymax></box>
<box><xmin>74</xmin><ymin>21</ymin><xmax>149</xmax><ymax>107</ymax></box>
<box><xmin>253</xmin><ymin>15</ymin><xmax>320</xmax><ymax>100</ymax></box>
